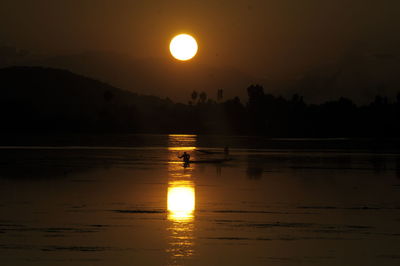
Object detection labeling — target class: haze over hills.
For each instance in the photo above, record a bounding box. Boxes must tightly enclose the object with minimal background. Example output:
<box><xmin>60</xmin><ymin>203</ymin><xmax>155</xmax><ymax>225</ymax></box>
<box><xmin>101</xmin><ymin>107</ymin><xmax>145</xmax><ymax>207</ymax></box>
<box><xmin>294</xmin><ymin>52</ymin><xmax>400</xmax><ymax>103</ymax></box>
<box><xmin>0</xmin><ymin>66</ymin><xmax>398</xmax><ymax>138</ymax></box>
<box><xmin>2</xmin><ymin>50</ymin><xmax>256</xmax><ymax>103</ymax></box>
<box><xmin>1</xmin><ymin>47</ymin><xmax>399</xmax><ymax>104</ymax></box>
<box><xmin>0</xmin><ymin>66</ymin><xmax>174</xmax><ymax>134</ymax></box>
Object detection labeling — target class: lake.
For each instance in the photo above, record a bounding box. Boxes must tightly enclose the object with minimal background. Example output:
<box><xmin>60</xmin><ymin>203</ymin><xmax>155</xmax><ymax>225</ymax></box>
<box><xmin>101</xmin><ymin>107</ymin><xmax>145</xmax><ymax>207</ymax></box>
<box><xmin>0</xmin><ymin>135</ymin><xmax>399</xmax><ymax>265</ymax></box>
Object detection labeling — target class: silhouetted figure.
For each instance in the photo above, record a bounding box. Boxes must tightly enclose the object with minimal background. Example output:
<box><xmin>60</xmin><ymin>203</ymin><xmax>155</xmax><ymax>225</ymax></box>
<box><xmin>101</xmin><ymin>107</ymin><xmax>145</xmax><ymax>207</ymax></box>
<box><xmin>183</xmin><ymin>161</ymin><xmax>190</xmax><ymax>168</ymax></box>
<box><xmin>178</xmin><ymin>152</ymin><xmax>191</xmax><ymax>164</ymax></box>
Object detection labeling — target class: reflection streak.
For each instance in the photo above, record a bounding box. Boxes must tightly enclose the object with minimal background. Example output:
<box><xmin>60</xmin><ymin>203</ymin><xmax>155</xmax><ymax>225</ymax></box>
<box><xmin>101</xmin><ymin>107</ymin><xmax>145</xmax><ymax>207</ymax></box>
<box><xmin>166</xmin><ymin>134</ymin><xmax>197</xmax><ymax>265</ymax></box>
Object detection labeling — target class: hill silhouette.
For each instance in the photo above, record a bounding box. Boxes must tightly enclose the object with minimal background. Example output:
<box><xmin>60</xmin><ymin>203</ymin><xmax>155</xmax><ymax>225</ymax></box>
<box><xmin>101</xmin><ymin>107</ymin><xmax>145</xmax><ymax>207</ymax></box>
<box><xmin>0</xmin><ymin>66</ymin><xmax>399</xmax><ymax>139</ymax></box>
<box><xmin>18</xmin><ymin>51</ymin><xmax>256</xmax><ymax>103</ymax></box>
<box><xmin>0</xmin><ymin>66</ymin><xmax>174</xmax><ymax>134</ymax></box>
<box><xmin>1</xmin><ymin>49</ymin><xmax>400</xmax><ymax>104</ymax></box>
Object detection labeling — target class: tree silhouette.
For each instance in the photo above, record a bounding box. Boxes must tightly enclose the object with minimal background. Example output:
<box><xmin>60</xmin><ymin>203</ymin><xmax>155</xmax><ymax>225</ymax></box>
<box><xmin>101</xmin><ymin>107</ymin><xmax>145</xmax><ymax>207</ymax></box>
<box><xmin>199</xmin><ymin>91</ymin><xmax>207</xmax><ymax>103</ymax></box>
<box><xmin>1</xmin><ymin>66</ymin><xmax>399</xmax><ymax>138</ymax></box>
<box><xmin>217</xmin><ymin>89</ymin><xmax>224</xmax><ymax>102</ymax></box>
<box><xmin>247</xmin><ymin>84</ymin><xmax>264</xmax><ymax>102</ymax></box>
<box><xmin>191</xmin><ymin>90</ymin><xmax>198</xmax><ymax>103</ymax></box>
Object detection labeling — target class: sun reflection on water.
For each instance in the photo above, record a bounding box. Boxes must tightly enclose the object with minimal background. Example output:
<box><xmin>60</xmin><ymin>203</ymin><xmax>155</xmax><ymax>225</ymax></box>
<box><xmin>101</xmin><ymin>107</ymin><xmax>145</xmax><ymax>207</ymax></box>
<box><xmin>168</xmin><ymin>181</ymin><xmax>195</xmax><ymax>221</ymax></box>
<box><xmin>167</xmin><ymin>179</ymin><xmax>195</xmax><ymax>261</ymax></box>
<box><xmin>166</xmin><ymin>134</ymin><xmax>197</xmax><ymax>265</ymax></box>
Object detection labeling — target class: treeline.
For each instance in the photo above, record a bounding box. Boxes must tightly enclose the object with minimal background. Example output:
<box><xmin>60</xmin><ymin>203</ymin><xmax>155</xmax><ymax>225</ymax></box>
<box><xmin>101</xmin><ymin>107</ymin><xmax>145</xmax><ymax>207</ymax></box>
<box><xmin>0</xmin><ymin>67</ymin><xmax>399</xmax><ymax>137</ymax></box>
<box><xmin>161</xmin><ymin>84</ymin><xmax>400</xmax><ymax>137</ymax></box>
<box><xmin>242</xmin><ymin>85</ymin><xmax>399</xmax><ymax>137</ymax></box>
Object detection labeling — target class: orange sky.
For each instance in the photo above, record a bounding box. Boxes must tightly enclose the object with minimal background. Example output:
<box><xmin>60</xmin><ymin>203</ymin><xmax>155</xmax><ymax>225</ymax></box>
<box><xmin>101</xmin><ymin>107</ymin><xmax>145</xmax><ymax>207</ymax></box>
<box><xmin>1</xmin><ymin>0</ymin><xmax>400</xmax><ymax>79</ymax></box>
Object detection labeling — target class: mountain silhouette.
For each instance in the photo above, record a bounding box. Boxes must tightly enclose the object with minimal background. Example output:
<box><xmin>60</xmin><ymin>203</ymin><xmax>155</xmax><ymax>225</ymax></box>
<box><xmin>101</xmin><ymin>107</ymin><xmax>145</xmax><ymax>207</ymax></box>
<box><xmin>0</xmin><ymin>66</ymin><xmax>172</xmax><ymax>134</ymax></box>
<box><xmin>16</xmin><ymin>51</ymin><xmax>256</xmax><ymax>103</ymax></box>
<box><xmin>2</xmin><ymin>48</ymin><xmax>400</xmax><ymax>104</ymax></box>
<box><xmin>0</xmin><ymin>66</ymin><xmax>398</xmax><ymax>139</ymax></box>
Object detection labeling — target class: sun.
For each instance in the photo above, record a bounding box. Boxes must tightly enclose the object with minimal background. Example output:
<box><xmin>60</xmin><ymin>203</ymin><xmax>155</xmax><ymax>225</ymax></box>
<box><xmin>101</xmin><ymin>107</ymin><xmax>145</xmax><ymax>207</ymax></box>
<box><xmin>169</xmin><ymin>34</ymin><xmax>198</xmax><ymax>61</ymax></box>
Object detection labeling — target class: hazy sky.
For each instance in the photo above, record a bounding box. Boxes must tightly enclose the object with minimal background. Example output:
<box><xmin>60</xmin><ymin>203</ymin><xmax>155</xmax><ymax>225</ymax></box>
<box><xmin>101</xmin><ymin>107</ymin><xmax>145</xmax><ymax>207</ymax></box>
<box><xmin>1</xmin><ymin>0</ymin><xmax>400</xmax><ymax>78</ymax></box>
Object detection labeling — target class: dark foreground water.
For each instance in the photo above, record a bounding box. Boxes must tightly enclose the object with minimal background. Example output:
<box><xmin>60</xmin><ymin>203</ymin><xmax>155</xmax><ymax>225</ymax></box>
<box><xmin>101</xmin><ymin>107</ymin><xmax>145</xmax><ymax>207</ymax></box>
<box><xmin>0</xmin><ymin>135</ymin><xmax>399</xmax><ymax>265</ymax></box>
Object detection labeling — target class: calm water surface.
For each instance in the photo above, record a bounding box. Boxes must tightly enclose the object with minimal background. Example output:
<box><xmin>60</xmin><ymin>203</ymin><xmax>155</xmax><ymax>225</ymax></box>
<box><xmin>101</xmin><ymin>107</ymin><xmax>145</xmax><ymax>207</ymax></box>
<box><xmin>0</xmin><ymin>135</ymin><xmax>399</xmax><ymax>265</ymax></box>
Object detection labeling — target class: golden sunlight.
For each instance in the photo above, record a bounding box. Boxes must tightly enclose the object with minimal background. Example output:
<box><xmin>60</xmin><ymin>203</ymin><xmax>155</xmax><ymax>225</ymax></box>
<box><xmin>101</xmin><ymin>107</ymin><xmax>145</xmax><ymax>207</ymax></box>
<box><xmin>169</xmin><ymin>34</ymin><xmax>198</xmax><ymax>61</ymax></box>
<box><xmin>167</xmin><ymin>180</ymin><xmax>195</xmax><ymax>221</ymax></box>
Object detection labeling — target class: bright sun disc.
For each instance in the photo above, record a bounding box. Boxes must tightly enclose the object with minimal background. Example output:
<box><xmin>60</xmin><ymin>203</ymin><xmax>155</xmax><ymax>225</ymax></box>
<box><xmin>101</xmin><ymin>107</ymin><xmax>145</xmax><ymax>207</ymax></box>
<box><xmin>169</xmin><ymin>34</ymin><xmax>198</xmax><ymax>61</ymax></box>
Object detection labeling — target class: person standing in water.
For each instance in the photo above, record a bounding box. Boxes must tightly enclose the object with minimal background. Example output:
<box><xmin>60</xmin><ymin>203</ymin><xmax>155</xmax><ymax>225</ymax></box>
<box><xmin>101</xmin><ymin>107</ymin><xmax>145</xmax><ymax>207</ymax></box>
<box><xmin>178</xmin><ymin>152</ymin><xmax>191</xmax><ymax>164</ymax></box>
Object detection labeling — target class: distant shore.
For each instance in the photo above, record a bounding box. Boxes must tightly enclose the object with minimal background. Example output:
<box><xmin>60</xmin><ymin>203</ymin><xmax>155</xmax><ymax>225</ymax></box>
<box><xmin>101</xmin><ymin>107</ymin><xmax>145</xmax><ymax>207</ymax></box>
<box><xmin>0</xmin><ymin>134</ymin><xmax>399</xmax><ymax>153</ymax></box>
